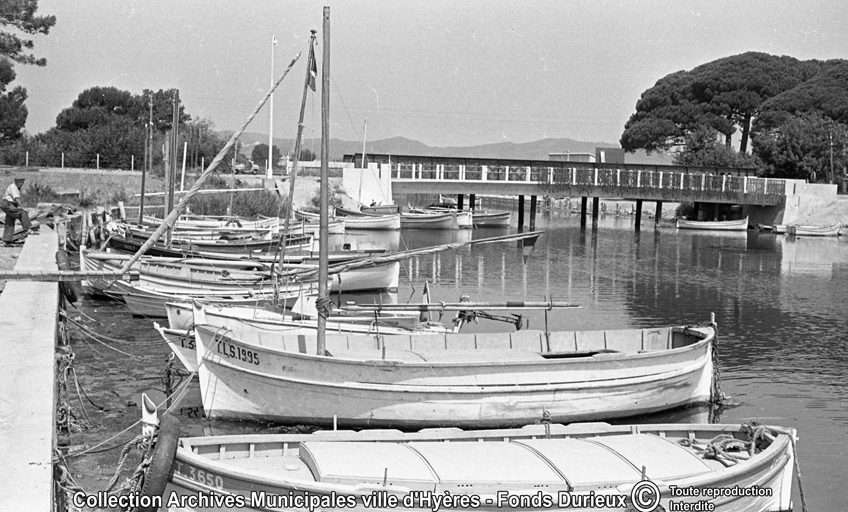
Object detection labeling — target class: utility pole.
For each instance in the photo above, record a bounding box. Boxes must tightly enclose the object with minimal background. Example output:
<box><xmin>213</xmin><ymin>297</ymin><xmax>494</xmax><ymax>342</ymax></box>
<box><xmin>268</xmin><ymin>35</ymin><xmax>278</xmax><ymax>179</ymax></box>
<box><xmin>166</xmin><ymin>90</ymin><xmax>179</xmax><ymax>243</ymax></box>
<box><xmin>829</xmin><ymin>127</ymin><xmax>834</xmax><ymax>184</ymax></box>
<box><xmin>139</xmin><ymin>93</ymin><xmax>151</xmax><ymax>225</ymax></box>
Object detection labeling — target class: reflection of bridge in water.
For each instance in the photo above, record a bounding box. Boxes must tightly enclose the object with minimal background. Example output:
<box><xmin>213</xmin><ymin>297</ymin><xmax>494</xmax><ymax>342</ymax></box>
<box><xmin>349</xmin><ymin>154</ymin><xmax>790</xmax><ymax>231</ymax></box>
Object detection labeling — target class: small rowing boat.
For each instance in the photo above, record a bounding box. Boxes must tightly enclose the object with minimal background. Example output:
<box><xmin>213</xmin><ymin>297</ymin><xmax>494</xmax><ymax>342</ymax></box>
<box><xmin>136</xmin><ymin>413</ymin><xmax>798</xmax><ymax>512</ymax></box>
<box><xmin>400</xmin><ymin>212</ymin><xmax>456</xmax><ymax>230</ymax></box>
<box><xmin>472</xmin><ymin>210</ymin><xmax>511</xmax><ymax>227</ymax></box>
<box><xmin>676</xmin><ymin>217</ymin><xmax>749</xmax><ymax>231</ymax></box>
<box><xmin>787</xmin><ymin>223</ymin><xmax>842</xmax><ymax>237</ymax></box>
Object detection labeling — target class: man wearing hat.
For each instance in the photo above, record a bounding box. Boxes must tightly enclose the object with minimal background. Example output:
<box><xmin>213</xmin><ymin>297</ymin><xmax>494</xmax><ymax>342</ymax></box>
<box><xmin>1</xmin><ymin>176</ymin><xmax>35</xmax><ymax>245</ymax></box>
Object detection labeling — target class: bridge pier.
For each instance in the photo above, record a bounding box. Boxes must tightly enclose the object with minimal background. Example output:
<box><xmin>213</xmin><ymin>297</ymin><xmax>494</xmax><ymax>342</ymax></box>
<box><xmin>713</xmin><ymin>202</ymin><xmax>720</xmax><ymax>221</ymax></box>
<box><xmin>469</xmin><ymin>194</ymin><xmax>476</xmax><ymax>211</ymax></box>
<box><xmin>580</xmin><ymin>197</ymin><xmax>588</xmax><ymax>228</ymax></box>
<box><xmin>635</xmin><ymin>199</ymin><xmax>643</xmax><ymax>231</ymax></box>
<box><xmin>655</xmin><ymin>201</ymin><xmax>663</xmax><ymax>226</ymax></box>
<box><xmin>457</xmin><ymin>194</ymin><xmax>464</xmax><ymax>211</ymax></box>
<box><xmin>517</xmin><ymin>195</ymin><xmax>525</xmax><ymax>229</ymax></box>
<box><xmin>592</xmin><ymin>197</ymin><xmax>600</xmax><ymax>226</ymax></box>
<box><xmin>693</xmin><ymin>202</ymin><xmax>700</xmax><ymax>220</ymax></box>
<box><xmin>529</xmin><ymin>196</ymin><xmax>537</xmax><ymax>230</ymax></box>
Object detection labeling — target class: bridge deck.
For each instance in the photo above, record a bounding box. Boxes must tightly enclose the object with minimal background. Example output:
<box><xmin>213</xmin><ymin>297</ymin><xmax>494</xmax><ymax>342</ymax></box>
<box><xmin>390</xmin><ymin>164</ymin><xmax>786</xmax><ymax>206</ymax></box>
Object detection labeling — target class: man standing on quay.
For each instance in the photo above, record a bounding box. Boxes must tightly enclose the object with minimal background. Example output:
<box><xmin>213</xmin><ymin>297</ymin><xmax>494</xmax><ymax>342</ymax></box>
<box><xmin>1</xmin><ymin>176</ymin><xmax>36</xmax><ymax>246</ymax></box>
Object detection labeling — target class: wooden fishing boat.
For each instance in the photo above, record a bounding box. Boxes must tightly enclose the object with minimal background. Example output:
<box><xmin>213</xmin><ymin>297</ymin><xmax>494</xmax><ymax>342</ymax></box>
<box><xmin>81</xmin><ymin>250</ymin><xmax>279</xmax><ymax>295</ymax></box>
<box><xmin>83</xmin><ymin>250</ymin><xmax>398</xmax><ymax>296</ymax></box>
<box><xmin>142</xmin><ymin>214</ymin><xmax>280</xmax><ymax>231</ymax></box>
<box><xmin>192</xmin><ymin>301</ymin><xmax>451</xmax><ymax>340</ymax></box>
<box><xmin>360</xmin><ymin>204</ymin><xmax>401</xmax><ymax>215</ymax></box>
<box><xmin>676</xmin><ymin>217</ymin><xmax>749</xmax><ymax>231</ymax></box>
<box><xmin>119</xmin><ymin>285</ymin><xmax>286</xmax><ymax>319</ymax></box>
<box><xmin>106</xmin><ymin>235</ymin><xmax>387</xmax><ymax>263</ymax></box>
<box><xmin>140</xmin><ymin>414</ymin><xmax>797</xmax><ymax>512</ymax></box>
<box><xmin>422</xmin><ymin>207</ymin><xmax>473</xmax><ymax>229</ymax></box>
<box><xmin>787</xmin><ymin>223</ymin><xmax>842</xmax><ymax>237</ymax></box>
<box><xmin>158</xmin><ymin>302</ymin><xmax>430</xmax><ymax>372</ymax></box>
<box><xmin>289</xmin><ymin>218</ymin><xmax>346</xmax><ymax>236</ymax></box>
<box><xmin>400</xmin><ymin>212</ymin><xmax>457</xmax><ymax>230</ymax></box>
<box><xmin>472</xmin><ymin>210</ymin><xmax>511</xmax><ymax>227</ymax></box>
<box><xmin>193</xmin><ymin>320</ymin><xmax>718</xmax><ymax>427</ymax></box>
<box><xmin>340</xmin><ymin>214</ymin><xmax>401</xmax><ymax>231</ymax></box>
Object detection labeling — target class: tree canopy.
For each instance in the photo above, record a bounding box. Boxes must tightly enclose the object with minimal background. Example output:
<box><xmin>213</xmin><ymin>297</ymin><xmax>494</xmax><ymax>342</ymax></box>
<box><xmin>251</xmin><ymin>143</ymin><xmax>282</xmax><ymax>168</ymax></box>
<box><xmin>0</xmin><ymin>58</ymin><xmax>26</xmax><ymax>140</ymax></box>
<box><xmin>0</xmin><ymin>0</ymin><xmax>56</xmax><ymax>66</ymax></box>
<box><xmin>10</xmin><ymin>85</ymin><xmax>229</xmax><ymax>171</ymax></box>
<box><xmin>621</xmin><ymin>52</ymin><xmax>821</xmax><ymax>154</ymax></box>
<box><xmin>622</xmin><ymin>52</ymin><xmax>848</xmax><ymax>180</ymax></box>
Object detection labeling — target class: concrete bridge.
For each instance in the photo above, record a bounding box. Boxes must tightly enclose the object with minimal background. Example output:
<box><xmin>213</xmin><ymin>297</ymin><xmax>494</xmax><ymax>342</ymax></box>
<box><xmin>389</xmin><ymin>162</ymin><xmax>786</xmax><ymax>205</ymax></box>
<box><xmin>351</xmin><ymin>159</ymin><xmax>788</xmax><ymax>229</ymax></box>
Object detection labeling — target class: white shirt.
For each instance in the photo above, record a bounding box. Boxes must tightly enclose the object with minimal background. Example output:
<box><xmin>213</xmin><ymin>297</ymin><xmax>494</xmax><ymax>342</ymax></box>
<box><xmin>3</xmin><ymin>183</ymin><xmax>21</xmax><ymax>203</ymax></box>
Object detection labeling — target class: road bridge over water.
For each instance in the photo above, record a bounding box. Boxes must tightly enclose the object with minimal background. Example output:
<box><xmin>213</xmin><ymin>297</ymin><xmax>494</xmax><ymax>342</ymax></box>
<box><xmin>358</xmin><ymin>157</ymin><xmax>788</xmax><ymax>230</ymax></box>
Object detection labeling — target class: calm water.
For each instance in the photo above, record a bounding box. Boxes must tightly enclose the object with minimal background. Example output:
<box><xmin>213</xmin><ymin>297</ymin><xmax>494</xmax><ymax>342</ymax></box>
<box><xmin>67</xmin><ymin>210</ymin><xmax>847</xmax><ymax>510</ymax></box>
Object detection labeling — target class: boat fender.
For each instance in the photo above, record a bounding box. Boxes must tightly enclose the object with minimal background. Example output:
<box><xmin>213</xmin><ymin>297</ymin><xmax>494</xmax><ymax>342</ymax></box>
<box><xmin>55</xmin><ymin>249</ymin><xmax>79</xmax><ymax>304</ymax></box>
<box><xmin>138</xmin><ymin>413</ymin><xmax>180</xmax><ymax>511</ymax></box>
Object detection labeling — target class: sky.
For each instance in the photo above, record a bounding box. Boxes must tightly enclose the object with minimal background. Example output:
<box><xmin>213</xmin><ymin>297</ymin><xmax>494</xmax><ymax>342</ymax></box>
<box><xmin>11</xmin><ymin>0</ymin><xmax>848</xmax><ymax>148</ymax></box>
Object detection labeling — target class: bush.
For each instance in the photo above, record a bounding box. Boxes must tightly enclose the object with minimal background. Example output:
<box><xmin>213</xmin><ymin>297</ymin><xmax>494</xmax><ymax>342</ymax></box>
<box><xmin>22</xmin><ymin>181</ymin><xmax>62</xmax><ymax>204</ymax></box>
<box><xmin>188</xmin><ymin>190</ymin><xmax>284</xmax><ymax>217</ymax></box>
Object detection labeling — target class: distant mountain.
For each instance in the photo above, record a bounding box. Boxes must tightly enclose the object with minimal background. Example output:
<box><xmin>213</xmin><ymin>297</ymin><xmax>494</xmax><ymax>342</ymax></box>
<box><xmin>222</xmin><ymin>131</ymin><xmax>673</xmax><ymax>164</ymax></box>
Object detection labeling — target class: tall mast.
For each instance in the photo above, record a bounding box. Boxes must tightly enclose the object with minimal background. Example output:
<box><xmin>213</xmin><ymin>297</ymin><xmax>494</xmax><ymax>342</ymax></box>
<box><xmin>268</xmin><ymin>35</ymin><xmax>278</xmax><ymax>179</ymax></box>
<box><xmin>361</xmin><ymin>118</ymin><xmax>368</xmax><ymax>168</ymax></box>
<box><xmin>273</xmin><ymin>31</ymin><xmax>317</xmax><ymax>304</ymax></box>
<box><xmin>317</xmin><ymin>6</ymin><xmax>330</xmax><ymax>354</ymax></box>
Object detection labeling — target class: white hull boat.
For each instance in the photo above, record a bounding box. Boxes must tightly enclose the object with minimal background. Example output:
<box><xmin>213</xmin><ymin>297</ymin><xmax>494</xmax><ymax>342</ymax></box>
<box><xmin>341</xmin><ymin>214</ymin><xmax>401</xmax><ymax>231</ymax></box>
<box><xmin>676</xmin><ymin>217</ymin><xmax>749</xmax><ymax>231</ymax></box>
<box><xmin>140</xmin><ymin>414</ymin><xmax>797</xmax><ymax>512</ymax></box>
<box><xmin>193</xmin><ymin>322</ymin><xmax>717</xmax><ymax>427</ymax></box>
<box><xmin>400</xmin><ymin>212</ymin><xmax>456</xmax><ymax>230</ymax></box>
<box><xmin>472</xmin><ymin>210</ymin><xmax>511</xmax><ymax>227</ymax></box>
<box><xmin>787</xmin><ymin>223</ymin><xmax>842</xmax><ymax>237</ymax></box>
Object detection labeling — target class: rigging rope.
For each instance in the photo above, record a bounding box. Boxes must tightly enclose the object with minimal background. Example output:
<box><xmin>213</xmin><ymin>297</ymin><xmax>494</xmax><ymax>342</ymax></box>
<box><xmin>118</xmin><ymin>47</ymin><xmax>304</xmax><ymax>274</ymax></box>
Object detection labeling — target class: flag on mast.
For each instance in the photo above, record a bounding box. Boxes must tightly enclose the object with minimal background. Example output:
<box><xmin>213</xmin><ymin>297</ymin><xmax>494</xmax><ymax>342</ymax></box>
<box><xmin>307</xmin><ymin>44</ymin><xmax>318</xmax><ymax>91</ymax></box>
<box><xmin>272</xmin><ymin>35</ymin><xmax>278</xmax><ymax>46</ymax></box>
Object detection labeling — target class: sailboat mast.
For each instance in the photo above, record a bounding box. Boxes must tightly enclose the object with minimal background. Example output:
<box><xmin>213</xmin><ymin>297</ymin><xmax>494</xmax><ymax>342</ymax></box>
<box><xmin>317</xmin><ymin>6</ymin><xmax>330</xmax><ymax>354</ymax></box>
<box><xmin>273</xmin><ymin>30</ymin><xmax>317</xmax><ymax>301</ymax></box>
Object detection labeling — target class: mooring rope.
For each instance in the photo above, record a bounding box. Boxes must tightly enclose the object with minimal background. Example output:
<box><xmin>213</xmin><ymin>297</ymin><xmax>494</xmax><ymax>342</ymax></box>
<box><xmin>103</xmin><ymin>433</ymin><xmax>151</xmax><ymax>493</ymax></box>
<box><xmin>315</xmin><ymin>296</ymin><xmax>334</xmax><ymax>319</ymax></box>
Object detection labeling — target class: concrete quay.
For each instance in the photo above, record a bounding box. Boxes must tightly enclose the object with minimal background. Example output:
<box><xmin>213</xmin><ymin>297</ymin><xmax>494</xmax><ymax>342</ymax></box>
<box><xmin>0</xmin><ymin>227</ymin><xmax>59</xmax><ymax>510</ymax></box>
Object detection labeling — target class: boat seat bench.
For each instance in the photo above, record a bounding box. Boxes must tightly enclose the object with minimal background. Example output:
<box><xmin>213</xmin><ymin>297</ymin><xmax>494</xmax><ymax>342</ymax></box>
<box><xmin>269</xmin><ymin>327</ymin><xmax>679</xmax><ymax>356</ymax></box>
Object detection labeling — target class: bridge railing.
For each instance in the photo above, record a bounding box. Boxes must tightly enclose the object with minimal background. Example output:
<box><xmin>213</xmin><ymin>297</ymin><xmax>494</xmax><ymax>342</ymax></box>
<box><xmin>390</xmin><ymin>163</ymin><xmax>787</xmax><ymax>204</ymax></box>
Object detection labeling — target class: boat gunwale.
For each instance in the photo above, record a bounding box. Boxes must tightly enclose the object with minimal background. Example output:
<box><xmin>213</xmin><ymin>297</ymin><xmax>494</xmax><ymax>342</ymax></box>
<box><xmin>193</xmin><ymin>322</ymin><xmax>715</xmax><ymax>370</ymax></box>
